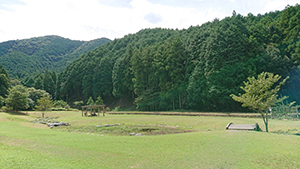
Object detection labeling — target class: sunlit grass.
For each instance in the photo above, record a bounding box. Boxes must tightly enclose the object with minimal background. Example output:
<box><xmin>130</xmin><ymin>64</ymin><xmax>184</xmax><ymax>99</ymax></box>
<box><xmin>0</xmin><ymin>111</ymin><xmax>299</xmax><ymax>168</ymax></box>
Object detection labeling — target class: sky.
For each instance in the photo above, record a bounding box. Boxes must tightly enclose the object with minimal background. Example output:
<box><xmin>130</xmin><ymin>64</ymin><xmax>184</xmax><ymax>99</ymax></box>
<box><xmin>0</xmin><ymin>0</ymin><xmax>299</xmax><ymax>42</ymax></box>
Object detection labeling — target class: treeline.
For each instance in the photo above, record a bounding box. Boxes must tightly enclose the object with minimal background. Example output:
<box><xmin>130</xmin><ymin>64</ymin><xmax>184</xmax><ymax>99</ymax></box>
<box><xmin>56</xmin><ymin>5</ymin><xmax>300</xmax><ymax>112</ymax></box>
<box><xmin>2</xmin><ymin>5</ymin><xmax>299</xmax><ymax>112</ymax></box>
<box><xmin>0</xmin><ymin>35</ymin><xmax>110</xmax><ymax>80</ymax></box>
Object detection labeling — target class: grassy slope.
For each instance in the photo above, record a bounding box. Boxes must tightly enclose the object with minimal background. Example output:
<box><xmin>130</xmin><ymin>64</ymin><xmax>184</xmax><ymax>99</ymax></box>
<box><xmin>0</xmin><ymin>111</ymin><xmax>299</xmax><ymax>168</ymax></box>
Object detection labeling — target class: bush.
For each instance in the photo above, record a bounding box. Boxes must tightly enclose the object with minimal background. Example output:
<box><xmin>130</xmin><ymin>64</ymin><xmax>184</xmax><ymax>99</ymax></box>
<box><xmin>51</xmin><ymin>107</ymin><xmax>79</xmax><ymax>111</ymax></box>
<box><xmin>53</xmin><ymin>100</ymin><xmax>67</xmax><ymax>108</ymax></box>
<box><xmin>64</xmin><ymin>104</ymin><xmax>70</xmax><ymax>110</ymax></box>
<box><xmin>112</xmin><ymin>106</ymin><xmax>120</xmax><ymax>111</ymax></box>
<box><xmin>1</xmin><ymin>106</ymin><xmax>13</xmax><ymax>112</ymax></box>
<box><xmin>51</xmin><ymin>107</ymin><xmax>66</xmax><ymax>111</ymax></box>
<box><xmin>0</xmin><ymin>96</ymin><xmax>3</xmax><ymax>109</ymax></box>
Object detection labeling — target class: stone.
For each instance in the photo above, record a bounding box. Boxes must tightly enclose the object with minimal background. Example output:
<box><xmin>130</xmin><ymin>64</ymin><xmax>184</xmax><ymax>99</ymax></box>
<box><xmin>47</xmin><ymin>122</ymin><xmax>70</xmax><ymax>128</ymax></box>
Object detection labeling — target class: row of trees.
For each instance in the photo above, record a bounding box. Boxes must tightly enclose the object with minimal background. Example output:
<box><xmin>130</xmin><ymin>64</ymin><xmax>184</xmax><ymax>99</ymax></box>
<box><xmin>23</xmin><ymin>70</ymin><xmax>58</xmax><ymax>100</ymax></box>
<box><xmin>0</xmin><ymin>65</ymin><xmax>106</xmax><ymax>112</ymax></box>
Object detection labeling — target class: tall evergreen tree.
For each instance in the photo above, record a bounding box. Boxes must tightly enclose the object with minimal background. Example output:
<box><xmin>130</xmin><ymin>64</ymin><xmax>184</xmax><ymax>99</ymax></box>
<box><xmin>0</xmin><ymin>65</ymin><xmax>9</xmax><ymax>97</ymax></box>
<box><xmin>34</xmin><ymin>74</ymin><xmax>43</xmax><ymax>90</ymax></box>
<box><xmin>43</xmin><ymin>70</ymin><xmax>55</xmax><ymax>97</ymax></box>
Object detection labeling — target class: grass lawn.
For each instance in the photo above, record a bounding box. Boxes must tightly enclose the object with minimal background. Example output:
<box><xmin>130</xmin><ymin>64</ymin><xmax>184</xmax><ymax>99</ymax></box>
<box><xmin>0</xmin><ymin>111</ymin><xmax>299</xmax><ymax>168</ymax></box>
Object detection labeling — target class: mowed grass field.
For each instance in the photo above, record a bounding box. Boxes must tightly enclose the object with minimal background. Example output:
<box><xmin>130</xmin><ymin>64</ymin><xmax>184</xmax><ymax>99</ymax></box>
<box><xmin>0</xmin><ymin>111</ymin><xmax>299</xmax><ymax>168</ymax></box>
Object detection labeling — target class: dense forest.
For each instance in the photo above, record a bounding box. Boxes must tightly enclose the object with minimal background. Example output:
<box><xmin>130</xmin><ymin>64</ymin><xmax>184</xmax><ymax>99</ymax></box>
<box><xmin>1</xmin><ymin>5</ymin><xmax>300</xmax><ymax>112</ymax></box>
<box><xmin>0</xmin><ymin>35</ymin><xmax>110</xmax><ymax>80</ymax></box>
<box><xmin>54</xmin><ymin>5</ymin><xmax>300</xmax><ymax>112</ymax></box>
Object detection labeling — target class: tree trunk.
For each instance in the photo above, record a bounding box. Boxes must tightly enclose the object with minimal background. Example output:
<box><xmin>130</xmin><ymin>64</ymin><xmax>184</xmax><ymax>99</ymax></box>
<box><xmin>173</xmin><ymin>99</ymin><xmax>175</xmax><ymax>110</ymax></box>
<box><xmin>179</xmin><ymin>92</ymin><xmax>182</xmax><ymax>110</ymax></box>
<box><xmin>261</xmin><ymin>111</ymin><xmax>269</xmax><ymax>132</ymax></box>
<box><xmin>265</xmin><ymin>122</ymin><xmax>268</xmax><ymax>132</ymax></box>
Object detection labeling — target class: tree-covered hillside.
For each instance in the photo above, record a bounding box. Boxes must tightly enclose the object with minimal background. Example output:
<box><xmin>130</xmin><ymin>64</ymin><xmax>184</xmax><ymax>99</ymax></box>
<box><xmin>50</xmin><ymin>5</ymin><xmax>300</xmax><ymax>111</ymax></box>
<box><xmin>0</xmin><ymin>35</ymin><xmax>110</xmax><ymax>79</ymax></box>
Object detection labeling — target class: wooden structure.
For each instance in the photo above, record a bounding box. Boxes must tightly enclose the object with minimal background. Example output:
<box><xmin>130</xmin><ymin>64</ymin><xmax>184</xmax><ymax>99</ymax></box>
<box><xmin>226</xmin><ymin>122</ymin><xmax>261</xmax><ymax>131</ymax></box>
<box><xmin>82</xmin><ymin>105</ymin><xmax>106</xmax><ymax>117</ymax></box>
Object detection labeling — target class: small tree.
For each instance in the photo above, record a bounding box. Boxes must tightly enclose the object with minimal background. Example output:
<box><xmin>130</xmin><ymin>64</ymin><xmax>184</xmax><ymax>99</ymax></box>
<box><xmin>74</xmin><ymin>101</ymin><xmax>84</xmax><ymax>110</ymax></box>
<box><xmin>5</xmin><ymin>85</ymin><xmax>29</xmax><ymax>112</ymax></box>
<box><xmin>230</xmin><ymin>72</ymin><xmax>289</xmax><ymax>132</ymax></box>
<box><xmin>95</xmin><ymin>96</ymin><xmax>104</xmax><ymax>105</ymax></box>
<box><xmin>35</xmin><ymin>97</ymin><xmax>53</xmax><ymax>118</ymax></box>
<box><xmin>86</xmin><ymin>97</ymin><xmax>94</xmax><ymax>105</ymax></box>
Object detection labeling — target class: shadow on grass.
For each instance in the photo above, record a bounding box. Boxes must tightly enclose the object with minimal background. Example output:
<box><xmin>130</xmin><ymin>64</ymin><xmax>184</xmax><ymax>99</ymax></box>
<box><xmin>3</xmin><ymin>111</ymin><xmax>29</xmax><ymax>116</ymax></box>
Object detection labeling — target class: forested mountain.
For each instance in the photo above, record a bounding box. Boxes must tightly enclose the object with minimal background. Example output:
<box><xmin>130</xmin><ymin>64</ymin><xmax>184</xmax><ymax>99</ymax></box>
<box><xmin>0</xmin><ymin>35</ymin><xmax>110</xmax><ymax>79</ymax></box>
<box><xmin>57</xmin><ymin>4</ymin><xmax>300</xmax><ymax>111</ymax></box>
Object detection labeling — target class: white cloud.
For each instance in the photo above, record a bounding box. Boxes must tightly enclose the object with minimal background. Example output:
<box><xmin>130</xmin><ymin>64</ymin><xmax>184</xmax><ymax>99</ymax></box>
<box><xmin>0</xmin><ymin>0</ymin><xmax>298</xmax><ymax>42</ymax></box>
<box><xmin>260</xmin><ymin>0</ymin><xmax>299</xmax><ymax>14</ymax></box>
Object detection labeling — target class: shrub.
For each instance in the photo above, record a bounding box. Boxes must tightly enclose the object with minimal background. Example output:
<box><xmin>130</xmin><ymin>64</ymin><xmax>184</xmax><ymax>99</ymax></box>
<box><xmin>0</xmin><ymin>96</ymin><xmax>4</xmax><ymax>109</ymax></box>
<box><xmin>53</xmin><ymin>100</ymin><xmax>67</xmax><ymax>108</ymax></box>
<box><xmin>65</xmin><ymin>104</ymin><xmax>70</xmax><ymax>110</ymax></box>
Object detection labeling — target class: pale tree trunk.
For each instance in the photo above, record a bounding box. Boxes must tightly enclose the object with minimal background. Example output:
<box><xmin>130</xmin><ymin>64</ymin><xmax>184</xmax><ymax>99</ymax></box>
<box><xmin>261</xmin><ymin>111</ymin><xmax>269</xmax><ymax>132</ymax></box>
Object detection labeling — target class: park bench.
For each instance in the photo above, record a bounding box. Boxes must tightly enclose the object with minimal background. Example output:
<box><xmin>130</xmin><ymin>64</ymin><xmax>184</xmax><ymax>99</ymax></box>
<box><xmin>226</xmin><ymin>122</ymin><xmax>261</xmax><ymax>131</ymax></box>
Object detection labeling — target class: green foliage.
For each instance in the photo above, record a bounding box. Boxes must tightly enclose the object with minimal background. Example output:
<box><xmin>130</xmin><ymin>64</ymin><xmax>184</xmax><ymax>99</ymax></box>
<box><xmin>0</xmin><ymin>36</ymin><xmax>110</xmax><ymax>80</ymax></box>
<box><xmin>35</xmin><ymin>96</ymin><xmax>53</xmax><ymax>118</ymax></box>
<box><xmin>86</xmin><ymin>96</ymin><xmax>94</xmax><ymax>105</ymax></box>
<box><xmin>73</xmin><ymin>100</ymin><xmax>84</xmax><ymax>110</ymax></box>
<box><xmin>34</xmin><ymin>75</ymin><xmax>43</xmax><ymax>90</ymax></box>
<box><xmin>35</xmin><ymin>96</ymin><xmax>53</xmax><ymax>111</ymax></box>
<box><xmin>27</xmin><ymin>87</ymin><xmax>50</xmax><ymax>110</ymax></box>
<box><xmin>5</xmin><ymin>85</ymin><xmax>29</xmax><ymax>111</ymax></box>
<box><xmin>0</xmin><ymin>65</ymin><xmax>9</xmax><ymax>97</ymax></box>
<box><xmin>53</xmin><ymin>100</ymin><xmax>67</xmax><ymax>108</ymax></box>
<box><xmin>230</xmin><ymin>72</ymin><xmax>289</xmax><ymax>132</ymax></box>
<box><xmin>0</xmin><ymin>96</ymin><xmax>3</xmax><ymax>108</ymax></box>
<box><xmin>4</xmin><ymin>5</ymin><xmax>298</xmax><ymax>112</ymax></box>
<box><xmin>24</xmin><ymin>77</ymin><xmax>35</xmax><ymax>88</ymax></box>
<box><xmin>43</xmin><ymin>69</ymin><xmax>55</xmax><ymax>98</ymax></box>
<box><xmin>271</xmin><ymin>99</ymin><xmax>300</xmax><ymax>120</ymax></box>
<box><xmin>95</xmin><ymin>96</ymin><xmax>104</xmax><ymax>105</ymax></box>
<box><xmin>57</xmin><ymin>5</ymin><xmax>300</xmax><ymax>111</ymax></box>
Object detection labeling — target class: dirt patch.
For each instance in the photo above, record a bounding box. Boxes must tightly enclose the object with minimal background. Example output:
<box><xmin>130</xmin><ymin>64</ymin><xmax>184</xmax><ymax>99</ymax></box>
<box><xmin>57</xmin><ymin>124</ymin><xmax>196</xmax><ymax>136</ymax></box>
<box><xmin>109</xmin><ymin>111</ymin><xmax>262</xmax><ymax>118</ymax></box>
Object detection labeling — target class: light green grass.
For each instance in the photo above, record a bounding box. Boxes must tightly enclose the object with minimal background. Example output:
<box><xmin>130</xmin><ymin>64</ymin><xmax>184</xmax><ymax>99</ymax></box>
<box><xmin>0</xmin><ymin>111</ymin><xmax>300</xmax><ymax>168</ymax></box>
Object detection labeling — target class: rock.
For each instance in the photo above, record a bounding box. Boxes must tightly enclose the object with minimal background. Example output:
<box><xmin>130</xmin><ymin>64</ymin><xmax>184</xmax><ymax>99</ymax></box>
<box><xmin>135</xmin><ymin>133</ymin><xmax>143</xmax><ymax>136</ymax></box>
<box><xmin>47</xmin><ymin>122</ymin><xmax>70</xmax><ymax>127</ymax></box>
<box><xmin>97</xmin><ymin>123</ymin><xmax>120</xmax><ymax>128</ymax></box>
<box><xmin>130</xmin><ymin>133</ymin><xmax>136</xmax><ymax>136</ymax></box>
